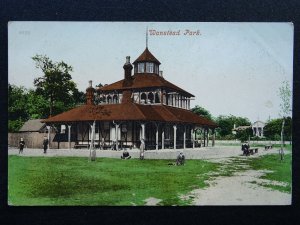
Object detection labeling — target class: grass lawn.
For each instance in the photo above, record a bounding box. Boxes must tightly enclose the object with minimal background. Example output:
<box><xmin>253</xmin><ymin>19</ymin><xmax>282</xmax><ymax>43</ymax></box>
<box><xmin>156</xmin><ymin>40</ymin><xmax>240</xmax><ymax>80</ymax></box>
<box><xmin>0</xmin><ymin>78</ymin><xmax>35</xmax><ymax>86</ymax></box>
<box><xmin>8</xmin><ymin>156</ymin><xmax>220</xmax><ymax>206</ymax></box>
<box><xmin>246</xmin><ymin>146</ymin><xmax>292</xmax><ymax>193</ymax></box>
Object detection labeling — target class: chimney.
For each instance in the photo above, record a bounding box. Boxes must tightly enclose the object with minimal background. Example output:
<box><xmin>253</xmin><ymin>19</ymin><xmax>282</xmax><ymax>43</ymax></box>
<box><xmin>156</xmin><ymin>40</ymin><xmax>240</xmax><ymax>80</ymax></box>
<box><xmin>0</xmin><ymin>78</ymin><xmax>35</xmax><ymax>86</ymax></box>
<box><xmin>121</xmin><ymin>90</ymin><xmax>133</xmax><ymax>104</ymax></box>
<box><xmin>159</xmin><ymin>71</ymin><xmax>163</xmax><ymax>77</ymax></box>
<box><xmin>86</xmin><ymin>80</ymin><xmax>95</xmax><ymax>105</ymax></box>
<box><xmin>123</xmin><ymin>56</ymin><xmax>133</xmax><ymax>80</ymax></box>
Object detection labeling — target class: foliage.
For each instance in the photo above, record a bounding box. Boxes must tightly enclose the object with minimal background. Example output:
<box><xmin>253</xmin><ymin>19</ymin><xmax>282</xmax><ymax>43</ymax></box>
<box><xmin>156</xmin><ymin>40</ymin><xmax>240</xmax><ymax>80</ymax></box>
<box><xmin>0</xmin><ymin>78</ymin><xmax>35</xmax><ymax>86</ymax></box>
<box><xmin>278</xmin><ymin>80</ymin><xmax>292</xmax><ymax>118</ymax></box>
<box><xmin>8</xmin><ymin>156</ymin><xmax>220</xmax><ymax>206</ymax></box>
<box><xmin>264</xmin><ymin>117</ymin><xmax>292</xmax><ymax>141</ymax></box>
<box><xmin>32</xmin><ymin>55</ymin><xmax>78</xmax><ymax>116</ymax></box>
<box><xmin>215</xmin><ymin>115</ymin><xmax>251</xmax><ymax>138</ymax></box>
<box><xmin>9</xmin><ymin>78</ymin><xmax>85</xmax><ymax>132</ymax></box>
<box><xmin>235</xmin><ymin>127</ymin><xmax>253</xmax><ymax>142</ymax></box>
<box><xmin>191</xmin><ymin>105</ymin><xmax>213</xmax><ymax>121</ymax></box>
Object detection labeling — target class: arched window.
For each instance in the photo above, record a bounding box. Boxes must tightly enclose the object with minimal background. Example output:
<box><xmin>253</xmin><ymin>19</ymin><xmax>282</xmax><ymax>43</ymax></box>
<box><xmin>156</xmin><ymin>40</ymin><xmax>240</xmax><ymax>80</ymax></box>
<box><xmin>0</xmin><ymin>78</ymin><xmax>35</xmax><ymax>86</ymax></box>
<box><xmin>107</xmin><ymin>96</ymin><xmax>112</xmax><ymax>104</ymax></box>
<box><xmin>155</xmin><ymin>93</ymin><xmax>160</xmax><ymax>103</ymax></box>
<box><xmin>148</xmin><ymin>92</ymin><xmax>154</xmax><ymax>104</ymax></box>
<box><xmin>113</xmin><ymin>95</ymin><xmax>118</xmax><ymax>104</ymax></box>
<box><xmin>141</xmin><ymin>93</ymin><xmax>147</xmax><ymax>104</ymax></box>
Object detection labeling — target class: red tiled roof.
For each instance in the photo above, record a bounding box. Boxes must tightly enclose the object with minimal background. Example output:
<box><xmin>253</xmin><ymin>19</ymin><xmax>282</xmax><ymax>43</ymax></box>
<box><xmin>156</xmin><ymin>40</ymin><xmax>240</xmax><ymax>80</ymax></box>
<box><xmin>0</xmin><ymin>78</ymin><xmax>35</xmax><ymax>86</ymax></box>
<box><xmin>42</xmin><ymin>103</ymin><xmax>217</xmax><ymax>128</ymax></box>
<box><xmin>99</xmin><ymin>74</ymin><xmax>194</xmax><ymax>97</ymax></box>
<box><xmin>133</xmin><ymin>48</ymin><xmax>161</xmax><ymax>65</ymax></box>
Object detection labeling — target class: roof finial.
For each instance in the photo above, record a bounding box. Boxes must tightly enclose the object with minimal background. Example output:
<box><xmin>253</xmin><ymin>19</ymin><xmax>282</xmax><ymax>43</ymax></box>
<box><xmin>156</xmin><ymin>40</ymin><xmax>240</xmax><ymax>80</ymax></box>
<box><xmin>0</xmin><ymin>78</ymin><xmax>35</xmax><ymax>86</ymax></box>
<box><xmin>146</xmin><ymin>26</ymin><xmax>148</xmax><ymax>48</ymax></box>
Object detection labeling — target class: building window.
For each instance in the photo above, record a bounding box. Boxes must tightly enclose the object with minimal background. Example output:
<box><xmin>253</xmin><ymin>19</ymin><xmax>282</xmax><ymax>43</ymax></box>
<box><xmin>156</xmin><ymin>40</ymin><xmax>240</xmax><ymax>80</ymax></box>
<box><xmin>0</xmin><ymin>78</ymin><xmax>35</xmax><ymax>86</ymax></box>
<box><xmin>154</xmin><ymin>65</ymin><xmax>159</xmax><ymax>74</ymax></box>
<box><xmin>141</xmin><ymin>93</ymin><xmax>147</xmax><ymax>104</ymax></box>
<box><xmin>155</xmin><ymin>93</ymin><xmax>160</xmax><ymax>103</ymax></box>
<box><xmin>113</xmin><ymin>95</ymin><xmax>118</xmax><ymax>104</ymax></box>
<box><xmin>138</xmin><ymin>63</ymin><xmax>144</xmax><ymax>73</ymax></box>
<box><xmin>107</xmin><ymin>96</ymin><xmax>112</xmax><ymax>104</ymax></box>
<box><xmin>146</xmin><ymin>62</ymin><xmax>154</xmax><ymax>73</ymax></box>
<box><xmin>148</xmin><ymin>92</ymin><xmax>154</xmax><ymax>103</ymax></box>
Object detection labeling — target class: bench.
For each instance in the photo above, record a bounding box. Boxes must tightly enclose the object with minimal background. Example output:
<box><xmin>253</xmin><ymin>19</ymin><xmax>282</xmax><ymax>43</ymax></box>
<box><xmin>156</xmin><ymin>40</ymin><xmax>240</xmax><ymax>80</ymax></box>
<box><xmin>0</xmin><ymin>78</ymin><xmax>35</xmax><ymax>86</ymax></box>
<box><xmin>243</xmin><ymin>148</ymin><xmax>258</xmax><ymax>156</ymax></box>
<box><xmin>249</xmin><ymin>148</ymin><xmax>258</xmax><ymax>155</ymax></box>
<box><xmin>265</xmin><ymin>145</ymin><xmax>272</xmax><ymax>150</ymax></box>
<box><xmin>74</xmin><ymin>144</ymin><xmax>90</xmax><ymax>149</ymax></box>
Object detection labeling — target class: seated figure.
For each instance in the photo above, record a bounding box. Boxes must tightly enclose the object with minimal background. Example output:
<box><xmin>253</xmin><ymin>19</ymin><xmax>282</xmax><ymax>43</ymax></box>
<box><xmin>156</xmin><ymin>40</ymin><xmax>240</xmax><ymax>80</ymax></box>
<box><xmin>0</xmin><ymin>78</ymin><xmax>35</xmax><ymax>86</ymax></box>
<box><xmin>241</xmin><ymin>142</ymin><xmax>250</xmax><ymax>156</ymax></box>
<box><xmin>176</xmin><ymin>152</ymin><xmax>185</xmax><ymax>166</ymax></box>
<box><xmin>121</xmin><ymin>149</ymin><xmax>131</xmax><ymax>159</ymax></box>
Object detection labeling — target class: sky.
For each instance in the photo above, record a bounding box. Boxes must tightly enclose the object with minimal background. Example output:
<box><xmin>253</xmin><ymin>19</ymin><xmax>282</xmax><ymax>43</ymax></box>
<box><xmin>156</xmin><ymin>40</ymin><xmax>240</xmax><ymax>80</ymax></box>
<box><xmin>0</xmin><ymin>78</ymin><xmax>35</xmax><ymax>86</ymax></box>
<box><xmin>8</xmin><ymin>22</ymin><xmax>293</xmax><ymax>122</ymax></box>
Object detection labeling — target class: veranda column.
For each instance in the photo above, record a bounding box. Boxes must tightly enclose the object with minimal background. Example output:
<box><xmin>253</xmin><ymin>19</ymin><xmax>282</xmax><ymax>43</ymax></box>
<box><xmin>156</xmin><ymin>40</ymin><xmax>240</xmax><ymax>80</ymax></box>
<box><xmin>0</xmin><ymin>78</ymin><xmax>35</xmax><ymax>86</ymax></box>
<box><xmin>191</xmin><ymin>127</ymin><xmax>195</xmax><ymax>149</ymax></box>
<box><xmin>161</xmin><ymin>125</ymin><xmax>165</xmax><ymax>150</ymax></box>
<box><xmin>46</xmin><ymin>125</ymin><xmax>51</xmax><ymax>149</ymax></box>
<box><xmin>68</xmin><ymin>124</ymin><xmax>72</xmax><ymax>149</ymax></box>
<box><xmin>155</xmin><ymin>123</ymin><xmax>159</xmax><ymax>150</ymax></box>
<box><xmin>206</xmin><ymin>128</ymin><xmax>209</xmax><ymax>146</ymax></box>
<box><xmin>203</xmin><ymin>128</ymin><xmax>206</xmax><ymax>147</ymax></box>
<box><xmin>141</xmin><ymin>123</ymin><xmax>145</xmax><ymax>140</ymax></box>
<box><xmin>173</xmin><ymin>124</ymin><xmax>177</xmax><ymax>149</ymax></box>
<box><xmin>115</xmin><ymin>123</ymin><xmax>120</xmax><ymax>151</ymax></box>
<box><xmin>212</xmin><ymin>128</ymin><xmax>215</xmax><ymax>147</ymax></box>
<box><xmin>183</xmin><ymin>125</ymin><xmax>186</xmax><ymax>149</ymax></box>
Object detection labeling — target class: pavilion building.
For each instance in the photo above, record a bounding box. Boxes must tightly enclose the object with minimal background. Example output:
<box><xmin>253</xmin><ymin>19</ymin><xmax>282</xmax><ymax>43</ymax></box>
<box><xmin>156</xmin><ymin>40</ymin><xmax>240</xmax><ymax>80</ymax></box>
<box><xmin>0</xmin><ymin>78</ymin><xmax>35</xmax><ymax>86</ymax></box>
<box><xmin>43</xmin><ymin>47</ymin><xmax>217</xmax><ymax>150</ymax></box>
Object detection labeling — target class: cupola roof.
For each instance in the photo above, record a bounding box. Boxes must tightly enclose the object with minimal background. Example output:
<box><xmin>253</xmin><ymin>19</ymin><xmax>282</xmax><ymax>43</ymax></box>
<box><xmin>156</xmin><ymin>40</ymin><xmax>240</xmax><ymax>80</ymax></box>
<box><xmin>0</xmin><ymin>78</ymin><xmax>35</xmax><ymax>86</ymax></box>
<box><xmin>133</xmin><ymin>47</ymin><xmax>161</xmax><ymax>65</ymax></box>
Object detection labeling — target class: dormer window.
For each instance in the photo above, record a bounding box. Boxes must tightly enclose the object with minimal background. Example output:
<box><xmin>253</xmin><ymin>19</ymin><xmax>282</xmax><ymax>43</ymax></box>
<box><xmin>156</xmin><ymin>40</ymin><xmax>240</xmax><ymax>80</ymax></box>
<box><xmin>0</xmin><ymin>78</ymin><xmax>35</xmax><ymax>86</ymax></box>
<box><xmin>146</xmin><ymin>62</ymin><xmax>154</xmax><ymax>73</ymax></box>
<box><xmin>138</xmin><ymin>63</ymin><xmax>145</xmax><ymax>73</ymax></box>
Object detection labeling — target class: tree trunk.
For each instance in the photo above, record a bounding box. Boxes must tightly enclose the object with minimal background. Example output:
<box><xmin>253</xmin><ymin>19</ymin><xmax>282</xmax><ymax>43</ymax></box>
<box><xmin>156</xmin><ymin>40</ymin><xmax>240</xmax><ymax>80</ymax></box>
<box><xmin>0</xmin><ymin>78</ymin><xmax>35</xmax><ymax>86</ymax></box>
<box><xmin>49</xmin><ymin>95</ymin><xmax>53</xmax><ymax>117</ymax></box>
<box><xmin>280</xmin><ymin>118</ymin><xmax>285</xmax><ymax>161</ymax></box>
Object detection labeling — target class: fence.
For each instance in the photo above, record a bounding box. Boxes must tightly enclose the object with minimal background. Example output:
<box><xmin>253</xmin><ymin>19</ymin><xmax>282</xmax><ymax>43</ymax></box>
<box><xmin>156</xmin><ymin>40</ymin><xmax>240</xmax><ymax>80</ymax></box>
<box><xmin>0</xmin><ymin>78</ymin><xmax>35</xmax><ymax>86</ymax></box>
<box><xmin>8</xmin><ymin>132</ymin><xmax>73</xmax><ymax>149</ymax></box>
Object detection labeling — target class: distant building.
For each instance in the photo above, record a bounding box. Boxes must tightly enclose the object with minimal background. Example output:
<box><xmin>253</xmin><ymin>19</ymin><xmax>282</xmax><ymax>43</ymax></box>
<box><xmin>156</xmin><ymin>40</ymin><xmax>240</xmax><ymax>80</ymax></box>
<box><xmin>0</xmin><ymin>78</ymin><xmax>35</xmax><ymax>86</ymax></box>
<box><xmin>252</xmin><ymin>121</ymin><xmax>265</xmax><ymax>137</ymax></box>
<box><xmin>232</xmin><ymin>121</ymin><xmax>265</xmax><ymax>138</ymax></box>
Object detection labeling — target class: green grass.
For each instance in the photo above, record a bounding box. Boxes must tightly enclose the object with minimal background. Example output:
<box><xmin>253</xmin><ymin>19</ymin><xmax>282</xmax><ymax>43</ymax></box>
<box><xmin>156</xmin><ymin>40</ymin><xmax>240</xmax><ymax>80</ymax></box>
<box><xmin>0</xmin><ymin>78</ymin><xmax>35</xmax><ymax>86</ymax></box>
<box><xmin>246</xmin><ymin>153</ymin><xmax>292</xmax><ymax>193</ymax></box>
<box><xmin>8</xmin><ymin>156</ymin><xmax>220</xmax><ymax>206</ymax></box>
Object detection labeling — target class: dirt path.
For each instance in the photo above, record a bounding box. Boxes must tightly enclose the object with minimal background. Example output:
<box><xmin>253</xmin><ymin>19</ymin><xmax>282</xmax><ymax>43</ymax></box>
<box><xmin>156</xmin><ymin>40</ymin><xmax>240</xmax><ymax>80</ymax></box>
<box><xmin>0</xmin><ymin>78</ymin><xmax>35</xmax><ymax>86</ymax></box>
<box><xmin>183</xmin><ymin>169</ymin><xmax>291</xmax><ymax>205</ymax></box>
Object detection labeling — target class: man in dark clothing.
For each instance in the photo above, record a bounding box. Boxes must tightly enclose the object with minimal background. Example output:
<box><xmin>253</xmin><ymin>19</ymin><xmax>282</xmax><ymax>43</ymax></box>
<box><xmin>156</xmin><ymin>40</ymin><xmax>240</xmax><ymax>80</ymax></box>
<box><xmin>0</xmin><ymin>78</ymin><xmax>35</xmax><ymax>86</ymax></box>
<box><xmin>121</xmin><ymin>149</ymin><xmax>131</xmax><ymax>159</ymax></box>
<box><xmin>19</xmin><ymin>138</ymin><xmax>25</xmax><ymax>154</ymax></box>
<box><xmin>176</xmin><ymin>152</ymin><xmax>185</xmax><ymax>166</ymax></box>
<box><xmin>241</xmin><ymin>142</ymin><xmax>250</xmax><ymax>156</ymax></box>
<box><xmin>43</xmin><ymin>137</ymin><xmax>49</xmax><ymax>154</ymax></box>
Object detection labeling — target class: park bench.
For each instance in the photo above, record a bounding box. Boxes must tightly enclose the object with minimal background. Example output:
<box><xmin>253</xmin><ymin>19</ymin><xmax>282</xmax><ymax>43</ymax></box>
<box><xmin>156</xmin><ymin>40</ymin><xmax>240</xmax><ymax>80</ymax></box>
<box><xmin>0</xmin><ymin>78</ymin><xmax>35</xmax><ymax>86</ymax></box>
<box><xmin>249</xmin><ymin>148</ymin><xmax>258</xmax><ymax>155</ymax></box>
<box><xmin>74</xmin><ymin>144</ymin><xmax>90</xmax><ymax>149</ymax></box>
<box><xmin>265</xmin><ymin>145</ymin><xmax>272</xmax><ymax>150</ymax></box>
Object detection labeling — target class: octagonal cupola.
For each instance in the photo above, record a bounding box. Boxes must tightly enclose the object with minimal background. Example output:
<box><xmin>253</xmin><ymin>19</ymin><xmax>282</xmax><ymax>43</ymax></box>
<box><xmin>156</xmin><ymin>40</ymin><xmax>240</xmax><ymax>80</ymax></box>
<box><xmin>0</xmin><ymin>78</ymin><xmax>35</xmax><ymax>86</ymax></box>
<box><xmin>133</xmin><ymin>47</ymin><xmax>161</xmax><ymax>75</ymax></box>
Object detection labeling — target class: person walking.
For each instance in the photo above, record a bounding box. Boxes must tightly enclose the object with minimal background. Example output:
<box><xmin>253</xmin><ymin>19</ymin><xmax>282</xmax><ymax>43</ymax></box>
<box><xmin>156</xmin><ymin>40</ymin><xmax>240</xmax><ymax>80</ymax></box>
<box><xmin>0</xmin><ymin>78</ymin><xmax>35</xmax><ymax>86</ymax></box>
<box><xmin>19</xmin><ymin>138</ymin><xmax>25</xmax><ymax>154</ymax></box>
<box><xmin>43</xmin><ymin>136</ymin><xmax>49</xmax><ymax>154</ymax></box>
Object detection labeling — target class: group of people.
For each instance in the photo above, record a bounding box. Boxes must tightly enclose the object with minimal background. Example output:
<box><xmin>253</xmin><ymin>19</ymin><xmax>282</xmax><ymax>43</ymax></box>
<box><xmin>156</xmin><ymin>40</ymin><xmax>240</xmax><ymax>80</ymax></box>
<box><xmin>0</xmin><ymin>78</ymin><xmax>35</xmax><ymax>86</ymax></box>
<box><xmin>18</xmin><ymin>136</ymin><xmax>49</xmax><ymax>154</ymax></box>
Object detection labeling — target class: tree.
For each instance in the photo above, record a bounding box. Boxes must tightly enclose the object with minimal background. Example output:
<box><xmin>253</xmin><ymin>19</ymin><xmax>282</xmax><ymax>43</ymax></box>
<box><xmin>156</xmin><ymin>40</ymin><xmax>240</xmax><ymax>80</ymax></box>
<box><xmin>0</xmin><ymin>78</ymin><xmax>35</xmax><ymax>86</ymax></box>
<box><xmin>235</xmin><ymin>127</ymin><xmax>253</xmax><ymax>142</ymax></box>
<box><xmin>8</xmin><ymin>84</ymin><xmax>29</xmax><ymax>132</ymax></box>
<box><xmin>191</xmin><ymin>105</ymin><xmax>213</xmax><ymax>121</ymax></box>
<box><xmin>8</xmin><ymin>84</ymin><xmax>50</xmax><ymax>132</ymax></box>
<box><xmin>216</xmin><ymin>115</ymin><xmax>251</xmax><ymax>138</ymax></box>
<box><xmin>32</xmin><ymin>55</ymin><xmax>77</xmax><ymax>117</ymax></box>
<box><xmin>278</xmin><ymin>80</ymin><xmax>292</xmax><ymax>160</ymax></box>
<box><xmin>264</xmin><ymin>117</ymin><xmax>292</xmax><ymax>141</ymax></box>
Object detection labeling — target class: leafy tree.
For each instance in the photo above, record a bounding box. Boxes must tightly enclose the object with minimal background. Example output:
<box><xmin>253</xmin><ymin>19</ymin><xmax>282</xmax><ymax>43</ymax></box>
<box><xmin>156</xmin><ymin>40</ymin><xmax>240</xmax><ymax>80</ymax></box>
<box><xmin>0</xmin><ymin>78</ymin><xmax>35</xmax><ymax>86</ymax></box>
<box><xmin>278</xmin><ymin>80</ymin><xmax>292</xmax><ymax>160</ymax></box>
<box><xmin>26</xmin><ymin>89</ymin><xmax>49</xmax><ymax>119</ymax></box>
<box><xmin>8</xmin><ymin>84</ymin><xmax>29</xmax><ymax>131</ymax></box>
<box><xmin>73</xmin><ymin>89</ymin><xmax>86</xmax><ymax>105</ymax></box>
<box><xmin>32</xmin><ymin>55</ymin><xmax>77</xmax><ymax>116</ymax></box>
<box><xmin>216</xmin><ymin>115</ymin><xmax>251</xmax><ymax>138</ymax></box>
<box><xmin>235</xmin><ymin>127</ymin><xmax>253</xmax><ymax>142</ymax></box>
<box><xmin>191</xmin><ymin>105</ymin><xmax>213</xmax><ymax>121</ymax></box>
<box><xmin>264</xmin><ymin>117</ymin><xmax>292</xmax><ymax>141</ymax></box>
